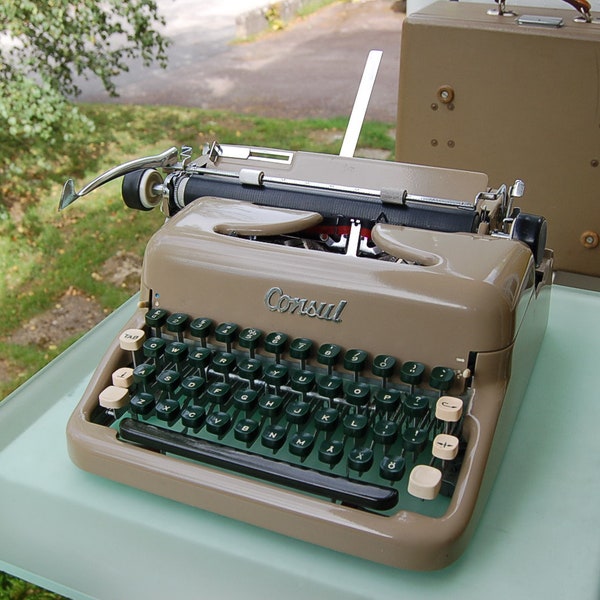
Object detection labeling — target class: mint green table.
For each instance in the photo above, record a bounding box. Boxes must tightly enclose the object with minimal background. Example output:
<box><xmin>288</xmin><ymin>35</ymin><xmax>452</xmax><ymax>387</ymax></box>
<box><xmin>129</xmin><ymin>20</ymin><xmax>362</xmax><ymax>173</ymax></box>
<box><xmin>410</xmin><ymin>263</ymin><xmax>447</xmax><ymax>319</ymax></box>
<box><xmin>1</xmin><ymin>284</ymin><xmax>599</xmax><ymax>600</ymax></box>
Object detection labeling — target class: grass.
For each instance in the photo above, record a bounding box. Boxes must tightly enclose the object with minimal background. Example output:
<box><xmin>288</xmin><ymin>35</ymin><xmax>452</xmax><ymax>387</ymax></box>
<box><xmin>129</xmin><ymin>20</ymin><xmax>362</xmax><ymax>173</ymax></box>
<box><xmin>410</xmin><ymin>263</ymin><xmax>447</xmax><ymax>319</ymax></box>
<box><xmin>0</xmin><ymin>102</ymin><xmax>394</xmax><ymax>599</ymax></box>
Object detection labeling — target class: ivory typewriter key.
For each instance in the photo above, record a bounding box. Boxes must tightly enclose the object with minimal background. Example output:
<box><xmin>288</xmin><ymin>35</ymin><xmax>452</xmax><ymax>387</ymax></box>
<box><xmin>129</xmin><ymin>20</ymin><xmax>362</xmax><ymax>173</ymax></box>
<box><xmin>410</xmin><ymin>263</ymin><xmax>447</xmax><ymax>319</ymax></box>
<box><xmin>119</xmin><ymin>328</ymin><xmax>146</xmax><ymax>368</ymax></box>
<box><xmin>99</xmin><ymin>385</ymin><xmax>130</xmax><ymax>410</ymax></box>
<box><xmin>435</xmin><ymin>396</ymin><xmax>463</xmax><ymax>423</ymax></box>
<box><xmin>432</xmin><ymin>433</ymin><xmax>460</xmax><ymax>461</ymax></box>
<box><xmin>408</xmin><ymin>465</ymin><xmax>442</xmax><ymax>500</ymax></box>
<box><xmin>112</xmin><ymin>367</ymin><xmax>134</xmax><ymax>388</ymax></box>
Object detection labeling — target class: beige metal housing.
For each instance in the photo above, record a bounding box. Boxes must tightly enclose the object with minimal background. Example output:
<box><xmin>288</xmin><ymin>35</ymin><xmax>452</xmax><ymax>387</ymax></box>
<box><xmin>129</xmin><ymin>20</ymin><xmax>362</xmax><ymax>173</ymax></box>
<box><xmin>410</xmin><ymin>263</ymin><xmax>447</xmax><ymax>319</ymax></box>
<box><xmin>396</xmin><ymin>1</ymin><xmax>600</xmax><ymax>276</ymax></box>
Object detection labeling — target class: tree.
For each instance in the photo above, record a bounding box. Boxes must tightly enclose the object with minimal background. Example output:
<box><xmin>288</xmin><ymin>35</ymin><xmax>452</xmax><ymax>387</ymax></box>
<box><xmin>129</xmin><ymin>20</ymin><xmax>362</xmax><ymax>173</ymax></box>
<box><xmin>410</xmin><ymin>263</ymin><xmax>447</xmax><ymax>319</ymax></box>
<box><xmin>0</xmin><ymin>0</ymin><xmax>169</xmax><ymax>214</ymax></box>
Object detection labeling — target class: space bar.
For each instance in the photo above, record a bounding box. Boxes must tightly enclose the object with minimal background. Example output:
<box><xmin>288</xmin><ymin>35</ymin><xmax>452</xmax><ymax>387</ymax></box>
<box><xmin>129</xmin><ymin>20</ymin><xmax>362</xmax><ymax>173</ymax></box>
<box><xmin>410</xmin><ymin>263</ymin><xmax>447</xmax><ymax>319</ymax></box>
<box><xmin>119</xmin><ymin>418</ymin><xmax>398</xmax><ymax>511</ymax></box>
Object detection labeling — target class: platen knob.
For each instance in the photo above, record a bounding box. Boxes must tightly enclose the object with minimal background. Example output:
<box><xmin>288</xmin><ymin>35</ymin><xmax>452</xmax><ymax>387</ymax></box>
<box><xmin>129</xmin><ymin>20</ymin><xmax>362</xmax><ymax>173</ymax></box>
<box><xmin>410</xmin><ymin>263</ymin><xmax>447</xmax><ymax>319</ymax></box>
<box><xmin>511</xmin><ymin>213</ymin><xmax>547</xmax><ymax>267</ymax></box>
<box><xmin>122</xmin><ymin>168</ymin><xmax>164</xmax><ymax>211</ymax></box>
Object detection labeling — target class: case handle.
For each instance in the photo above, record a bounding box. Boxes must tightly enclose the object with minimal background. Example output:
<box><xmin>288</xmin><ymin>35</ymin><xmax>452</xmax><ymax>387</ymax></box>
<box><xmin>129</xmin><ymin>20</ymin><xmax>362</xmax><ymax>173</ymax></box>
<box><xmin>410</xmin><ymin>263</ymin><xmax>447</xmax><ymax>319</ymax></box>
<box><xmin>490</xmin><ymin>0</ymin><xmax>592</xmax><ymax>22</ymax></box>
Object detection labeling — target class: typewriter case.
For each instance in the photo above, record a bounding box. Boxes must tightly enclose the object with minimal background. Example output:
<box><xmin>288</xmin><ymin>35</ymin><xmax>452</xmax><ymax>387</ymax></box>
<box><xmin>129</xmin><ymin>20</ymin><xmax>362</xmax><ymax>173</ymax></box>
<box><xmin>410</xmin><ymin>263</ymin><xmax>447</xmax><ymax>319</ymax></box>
<box><xmin>396</xmin><ymin>1</ymin><xmax>600</xmax><ymax>277</ymax></box>
<box><xmin>67</xmin><ymin>186</ymin><xmax>552</xmax><ymax>570</ymax></box>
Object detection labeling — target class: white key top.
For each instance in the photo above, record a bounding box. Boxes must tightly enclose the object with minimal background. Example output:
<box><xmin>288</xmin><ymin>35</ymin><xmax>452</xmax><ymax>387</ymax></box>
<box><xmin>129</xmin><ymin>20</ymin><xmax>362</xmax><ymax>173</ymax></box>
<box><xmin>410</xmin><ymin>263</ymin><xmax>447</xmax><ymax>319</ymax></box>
<box><xmin>408</xmin><ymin>465</ymin><xmax>442</xmax><ymax>500</ymax></box>
<box><xmin>112</xmin><ymin>367</ymin><xmax>134</xmax><ymax>388</ymax></box>
<box><xmin>119</xmin><ymin>328</ymin><xmax>146</xmax><ymax>351</ymax></box>
<box><xmin>435</xmin><ymin>396</ymin><xmax>463</xmax><ymax>422</ymax></box>
<box><xmin>432</xmin><ymin>433</ymin><xmax>460</xmax><ymax>460</ymax></box>
<box><xmin>99</xmin><ymin>385</ymin><xmax>130</xmax><ymax>409</ymax></box>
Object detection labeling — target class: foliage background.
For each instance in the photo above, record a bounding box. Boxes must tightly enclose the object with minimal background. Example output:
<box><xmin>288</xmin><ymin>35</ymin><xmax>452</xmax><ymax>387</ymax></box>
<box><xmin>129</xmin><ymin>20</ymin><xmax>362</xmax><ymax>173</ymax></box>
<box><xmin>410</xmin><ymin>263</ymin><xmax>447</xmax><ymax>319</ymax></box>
<box><xmin>0</xmin><ymin>0</ymin><xmax>169</xmax><ymax>218</ymax></box>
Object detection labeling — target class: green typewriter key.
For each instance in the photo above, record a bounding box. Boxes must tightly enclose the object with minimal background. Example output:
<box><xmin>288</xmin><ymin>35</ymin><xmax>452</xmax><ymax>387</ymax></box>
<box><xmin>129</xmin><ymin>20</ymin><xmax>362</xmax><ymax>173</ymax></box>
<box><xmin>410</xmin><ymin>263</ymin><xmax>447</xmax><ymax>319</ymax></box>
<box><xmin>263</xmin><ymin>363</ymin><xmax>289</xmax><ymax>392</ymax></box>
<box><xmin>379</xmin><ymin>455</ymin><xmax>406</xmax><ymax>481</ymax></box>
<box><xmin>181</xmin><ymin>405</ymin><xmax>206</xmax><ymax>429</ymax></box>
<box><xmin>314</xmin><ymin>407</ymin><xmax>339</xmax><ymax>432</ymax></box>
<box><xmin>234</xmin><ymin>418</ymin><xmax>260</xmax><ymax>443</ymax></box>
<box><xmin>400</xmin><ymin>361</ymin><xmax>425</xmax><ymax>392</ymax></box>
<box><xmin>290</xmin><ymin>369</ymin><xmax>315</xmax><ymax>395</ymax></box>
<box><xmin>237</xmin><ymin>357</ymin><xmax>263</xmax><ymax>388</ymax></box>
<box><xmin>348</xmin><ymin>447</ymin><xmax>374</xmax><ymax>473</ymax></box>
<box><xmin>261</xmin><ymin>424</ymin><xmax>287</xmax><ymax>450</ymax></box>
<box><xmin>289</xmin><ymin>338</ymin><xmax>313</xmax><ymax>370</ymax></box>
<box><xmin>372</xmin><ymin>354</ymin><xmax>396</xmax><ymax>384</ymax></box>
<box><xmin>156</xmin><ymin>369</ymin><xmax>180</xmax><ymax>394</ymax></box>
<box><xmin>130</xmin><ymin>392</ymin><xmax>155</xmax><ymax>416</ymax></box>
<box><xmin>344</xmin><ymin>381</ymin><xmax>371</xmax><ymax>407</ymax></box>
<box><xmin>402</xmin><ymin>426</ymin><xmax>428</xmax><ymax>454</ymax></box>
<box><xmin>318</xmin><ymin>439</ymin><xmax>344</xmax><ymax>465</ymax></box>
<box><xmin>211</xmin><ymin>352</ymin><xmax>236</xmax><ymax>381</ymax></box>
<box><xmin>285</xmin><ymin>401</ymin><xmax>311</xmax><ymax>425</ymax></box>
<box><xmin>166</xmin><ymin>313</ymin><xmax>189</xmax><ymax>342</ymax></box>
<box><xmin>190</xmin><ymin>318</ymin><xmax>213</xmax><ymax>347</ymax></box>
<box><xmin>429</xmin><ymin>366</ymin><xmax>455</xmax><ymax>393</ymax></box>
<box><xmin>143</xmin><ymin>337</ymin><xmax>166</xmax><ymax>367</ymax></box>
<box><xmin>189</xmin><ymin>347</ymin><xmax>212</xmax><ymax>375</ymax></box>
<box><xmin>145</xmin><ymin>308</ymin><xmax>168</xmax><ymax>338</ymax></box>
<box><xmin>258</xmin><ymin>394</ymin><xmax>284</xmax><ymax>418</ymax></box>
<box><xmin>238</xmin><ymin>327</ymin><xmax>263</xmax><ymax>359</ymax></box>
<box><xmin>206</xmin><ymin>411</ymin><xmax>232</xmax><ymax>436</ymax></box>
<box><xmin>205</xmin><ymin>382</ymin><xmax>231</xmax><ymax>405</ymax></box>
<box><xmin>289</xmin><ymin>432</ymin><xmax>315</xmax><ymax>458</ymax></box>
<box><xmin>403</xmin><ymin>394</ymin><xmax>430</xmax><ymax>420</ymax></box>
<box><xmin>180</xmin><ymin>375</ymin><xmax>205</xmax><ymax>401</ymax></box>
<box><xmin>233</xmin><ymin>389</ymin><xmax>258</xmax><ymax>412</ymax></box>
<box><xmin>155</xmin><ymin>398</ymin><xmax>180</xmax><ymax>422</ymax></box>
<box><xmin>317</xmin><ymin>374</ymin><xmax>343</xmax><ymax>400</ymax></box>
<box><xmin>344</xmin><ymin>349</ymin><xmax>368</xmax><ymax>382</ymax></box>
<box><xmin>374</xmin><ymin>388</ymin><xmax>401</xmax><ymax>412</ymax></box>
<box><xmin>165</xmin><ymin>341</ymin><xmax>188</xmax><ymax>370</ymax></box>
<box><xmin>317</xmin><ymin>343</ymin><xmax>342</xmax><ymax>375</ymax></box>
<box><xmin>132</xmin><ymin>363</ymin><xmax>156</xmax><ymax>393</ymax></box>
<box><xmin>343</xmin><ymin>413</ymin><xmax>369</xmax><ymax>438</ymax></box>
<box><xmin>215</xmin><ymin>322</ymin><xmax>238</xmax><ymax>353</ymax></box>
<box><xmin>264</xmin><ymin>332</ymin><xmax>288</xmax><ymax>363</ymax></box>
<box><xmin>373</xmin><ymin>419</ymin><xmax>399</xmax><ymax>445</ymax></box>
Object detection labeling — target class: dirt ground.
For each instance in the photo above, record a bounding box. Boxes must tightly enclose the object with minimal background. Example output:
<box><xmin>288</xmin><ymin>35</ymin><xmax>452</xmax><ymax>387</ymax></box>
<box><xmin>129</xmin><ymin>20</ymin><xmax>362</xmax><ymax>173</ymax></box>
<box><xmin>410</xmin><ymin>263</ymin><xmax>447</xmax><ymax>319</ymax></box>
<box><xmin>1</xmin><ymin>251</ymin><xmax>142</xmax><ymax>389</ymax></box>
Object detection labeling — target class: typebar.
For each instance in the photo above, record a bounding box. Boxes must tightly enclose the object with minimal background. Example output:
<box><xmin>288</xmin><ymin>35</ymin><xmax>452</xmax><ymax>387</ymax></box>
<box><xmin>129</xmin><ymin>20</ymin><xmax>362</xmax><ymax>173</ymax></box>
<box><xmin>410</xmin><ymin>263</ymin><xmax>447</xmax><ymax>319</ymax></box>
<box><xmin>119</xmin><ymin>418</ymin><xmax>399</xmax><ymax>511</ymax></box>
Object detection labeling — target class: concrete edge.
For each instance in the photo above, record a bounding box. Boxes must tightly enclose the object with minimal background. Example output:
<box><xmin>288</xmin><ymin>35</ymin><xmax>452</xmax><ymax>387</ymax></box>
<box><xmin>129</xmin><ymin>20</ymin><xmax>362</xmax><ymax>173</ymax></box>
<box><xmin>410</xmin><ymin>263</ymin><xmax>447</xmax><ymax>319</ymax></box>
<box><xmin>235</xmin><ymin>0</ymin><xmax>327</xmax><ymax>39</ymax></box>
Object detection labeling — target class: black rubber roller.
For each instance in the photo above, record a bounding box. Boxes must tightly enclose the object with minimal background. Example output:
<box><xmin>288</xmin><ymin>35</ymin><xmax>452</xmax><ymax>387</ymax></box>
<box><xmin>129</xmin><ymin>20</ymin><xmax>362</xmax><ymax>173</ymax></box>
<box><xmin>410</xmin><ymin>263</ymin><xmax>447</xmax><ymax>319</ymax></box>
<box><xmin>122</xmin><ymin>169</ymin><xmax>164</xmax><ymax>211</ymax></box>
<box><xmin>512</xmin><ymin>213</ymin><xmax>547</xmax><ymax>267</ymax></box>
<box><xmin>174</xmin><ymin>175</ymin><xmax>480</xmax><ymax>234</ymax></box>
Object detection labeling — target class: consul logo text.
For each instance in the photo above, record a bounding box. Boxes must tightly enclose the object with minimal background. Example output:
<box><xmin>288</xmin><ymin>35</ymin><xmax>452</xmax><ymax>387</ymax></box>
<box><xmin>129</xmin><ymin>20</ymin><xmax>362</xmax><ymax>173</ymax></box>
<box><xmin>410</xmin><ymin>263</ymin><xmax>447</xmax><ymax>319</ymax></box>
<box><xmin>264</xmin><ymin>286</ymin><xmax>347</xmax><ymax>323</ymax></box>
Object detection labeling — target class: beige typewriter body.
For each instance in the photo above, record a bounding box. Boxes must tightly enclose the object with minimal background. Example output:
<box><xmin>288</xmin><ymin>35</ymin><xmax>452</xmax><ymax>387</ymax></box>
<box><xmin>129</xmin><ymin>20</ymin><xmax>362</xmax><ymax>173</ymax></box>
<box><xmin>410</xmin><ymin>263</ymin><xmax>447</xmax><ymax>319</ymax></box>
<box><xmin>67</xmin><ymin>148</ymin><xmax>552</xmax><ymax>570</ymax></box>
<box><xmin>396</xmin><ymin>1</ymin><xmax>600</xmax><ymax>277</ymax></box>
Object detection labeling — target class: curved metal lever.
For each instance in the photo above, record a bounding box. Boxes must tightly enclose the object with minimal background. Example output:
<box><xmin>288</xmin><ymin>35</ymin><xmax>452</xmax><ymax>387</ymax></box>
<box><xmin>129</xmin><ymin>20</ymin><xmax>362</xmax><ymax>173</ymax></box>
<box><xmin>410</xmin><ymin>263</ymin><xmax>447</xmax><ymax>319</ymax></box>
<box><xmin>58</xmin><ymin>146</ymin><xmax>180</xmax><ymax>211</ymax></box>
<box><xmin>563</xmin><ymin>0</ymin><xmax>592</xmax><ymax>22</ymax></box>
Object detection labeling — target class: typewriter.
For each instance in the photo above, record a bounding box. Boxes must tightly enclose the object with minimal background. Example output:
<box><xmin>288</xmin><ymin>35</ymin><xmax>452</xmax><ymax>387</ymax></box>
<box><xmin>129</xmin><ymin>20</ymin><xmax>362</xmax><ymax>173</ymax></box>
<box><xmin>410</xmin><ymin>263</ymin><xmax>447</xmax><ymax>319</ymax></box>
<box><xmin>62</xmin><ymin>140</ymin><xmax>552</xmax><ymax>570</ymax></box>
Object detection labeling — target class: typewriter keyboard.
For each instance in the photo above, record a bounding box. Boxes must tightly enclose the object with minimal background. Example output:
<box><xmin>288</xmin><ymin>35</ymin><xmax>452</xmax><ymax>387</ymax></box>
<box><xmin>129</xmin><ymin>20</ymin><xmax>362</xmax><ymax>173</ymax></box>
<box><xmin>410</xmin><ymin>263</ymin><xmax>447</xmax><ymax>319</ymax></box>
<box><xmin>94</xmin><ymin>309</ymin><xmax>471</xmax><ymax>518</ymax></box>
